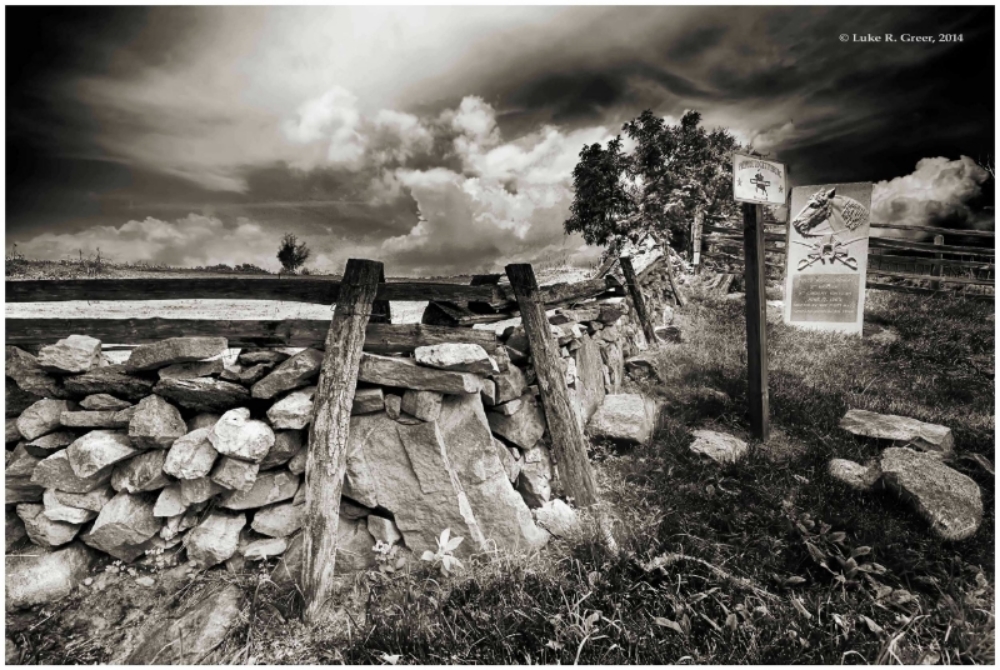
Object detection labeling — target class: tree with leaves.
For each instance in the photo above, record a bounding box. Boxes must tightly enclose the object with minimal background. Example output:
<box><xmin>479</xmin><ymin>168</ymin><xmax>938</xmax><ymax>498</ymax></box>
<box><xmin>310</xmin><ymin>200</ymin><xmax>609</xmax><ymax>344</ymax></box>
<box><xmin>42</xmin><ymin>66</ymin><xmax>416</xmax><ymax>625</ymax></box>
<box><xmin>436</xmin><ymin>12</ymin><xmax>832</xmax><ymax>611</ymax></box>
<box><xmin>566</xmin><ymin>109</ymin><xmax>744</xmax><ymax>260</ymax></box>
<box><xmin>277</xmin><ymin>233</ymin><xmax>311</xmax><ymax>274</ymax></box>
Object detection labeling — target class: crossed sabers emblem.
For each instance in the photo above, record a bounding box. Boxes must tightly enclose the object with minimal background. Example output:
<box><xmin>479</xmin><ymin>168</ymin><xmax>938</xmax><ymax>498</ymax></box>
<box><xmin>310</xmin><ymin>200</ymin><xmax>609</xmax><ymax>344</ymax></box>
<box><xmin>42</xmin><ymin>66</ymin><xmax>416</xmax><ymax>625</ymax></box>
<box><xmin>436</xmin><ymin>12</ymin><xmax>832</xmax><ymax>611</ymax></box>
<box><xmin>793</xmin><ymin>234</ymin><xmax>864</xmax><ymax>271</ymax></box>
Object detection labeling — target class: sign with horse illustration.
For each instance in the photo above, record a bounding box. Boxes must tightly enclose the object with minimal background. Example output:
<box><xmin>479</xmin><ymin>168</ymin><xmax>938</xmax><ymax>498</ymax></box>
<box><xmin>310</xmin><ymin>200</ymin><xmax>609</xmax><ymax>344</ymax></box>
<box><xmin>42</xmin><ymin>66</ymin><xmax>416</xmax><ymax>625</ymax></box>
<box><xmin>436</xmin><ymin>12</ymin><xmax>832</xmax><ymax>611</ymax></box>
<box><xmin>783</xmin><ymin>182</ymin><xmax>873</xmax><ymax>334</ymax></box>
<box><xmin>733</xmin><ymin>153</ymin><xmax>787</xmax><ymax>206</ymax></box>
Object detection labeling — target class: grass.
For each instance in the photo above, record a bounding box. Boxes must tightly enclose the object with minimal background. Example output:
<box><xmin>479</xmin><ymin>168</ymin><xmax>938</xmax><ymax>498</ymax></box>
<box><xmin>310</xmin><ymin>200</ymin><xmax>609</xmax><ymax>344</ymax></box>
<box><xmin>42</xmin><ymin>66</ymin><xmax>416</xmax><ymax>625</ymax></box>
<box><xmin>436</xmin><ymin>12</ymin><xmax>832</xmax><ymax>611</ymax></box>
<box><xmin>7</xmin><ymin>286</ymin><xmax>994</xmax><ymax>665</ymax></box>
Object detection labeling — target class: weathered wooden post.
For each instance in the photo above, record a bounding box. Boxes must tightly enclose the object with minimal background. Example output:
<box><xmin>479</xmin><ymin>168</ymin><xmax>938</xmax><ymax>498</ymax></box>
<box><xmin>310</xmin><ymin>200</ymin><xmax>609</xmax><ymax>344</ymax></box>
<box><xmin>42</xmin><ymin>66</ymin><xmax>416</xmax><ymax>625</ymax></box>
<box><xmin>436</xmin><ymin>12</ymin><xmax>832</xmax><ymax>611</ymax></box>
<box><xmin>504</xmin><ymin>263</ymin><xmax>600</xmax><ymax>508</ymax></box>
<box><xmin>619</xmin><ymin>255</ymin><xmax>658</xmax><ymax>344</ymax></box>
<box><xmin>931</xmin><ymin>234</ymin><xmax>944</xmax><ymax>291</ymax></box>
<box><xmin>742</xmin><ymin>202</ymin><xmax>770</xmax><ymax>441</ymax></box>
<box><xmin>301</xmin><ymin>258</ymin><xmax>382</xmax><ymax>623</ymax></box>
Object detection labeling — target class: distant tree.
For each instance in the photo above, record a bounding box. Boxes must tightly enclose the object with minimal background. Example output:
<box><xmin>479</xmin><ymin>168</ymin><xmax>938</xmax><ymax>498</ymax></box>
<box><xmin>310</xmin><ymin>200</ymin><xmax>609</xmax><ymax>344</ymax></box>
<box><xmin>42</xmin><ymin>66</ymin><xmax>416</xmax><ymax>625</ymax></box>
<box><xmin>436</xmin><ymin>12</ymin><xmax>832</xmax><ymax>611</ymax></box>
<box><xmin>277</xmin><ymin>233</ymin><xmax>310</xmax><ymax>274</ymax></box>
<box><xmin>566</xmin><ymin>110</ymin><xmax>744</xmax><ymax>257</ymax></box>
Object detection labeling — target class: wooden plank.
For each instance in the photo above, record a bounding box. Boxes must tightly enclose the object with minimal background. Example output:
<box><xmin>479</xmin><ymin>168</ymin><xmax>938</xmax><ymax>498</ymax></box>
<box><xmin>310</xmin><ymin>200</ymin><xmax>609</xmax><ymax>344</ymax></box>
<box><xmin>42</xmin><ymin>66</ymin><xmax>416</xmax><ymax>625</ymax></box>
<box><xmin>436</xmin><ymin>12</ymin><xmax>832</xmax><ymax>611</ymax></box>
<box><xmin>870</xmin><ymin>222</ymin><xmax>995</xmax><ymax>238</ymax></box>
<box><xmin>504</xmin><ymin>263</ymin><xmax>600</xmax><ymax>508</ymax></box>
<box><xmin>867</xmin><ymin>281</ymin><xmax>994</xmax><ymax>300</ymax></box>
<box><xmin>619</xmin><ymin>256</ymin><xmax>657</xmax><ymax>344</ymax></box>
<box><xmin>5</xmin><ymin>277</ymin><xmax>504</xmax><ymax>304</ymax></box>
<box><xmin>867</xmin><ymin>270</ymin><xmax>995</xmax><ymax>287</ymax></box>
<box><xmin>742</xmin><ymin>203</ymin><xmax>770</xmax><ymax>441</ymax></box>
<box><xmin>4</xmin><ymin>319</ymin><xmax>498</xmax><ymax>354</ymax></box>
<box><xmin>302</xmin><ymin>259</ymin><xmax>382</xmax><ymax>623</ymax></box>
<box><xmin>867</xmin><ymin>251</ymin><xmax>995</xmax><ymax>271</ymax></box>
<box><xmin>869</xmin><ymin>237</ymin><xmax>994</xmax><ymax>256</ymax></box>
<box><xmin>704</xmin><ymin>225</ymin><xmax>786</xmax><ymax>242</ymax></box>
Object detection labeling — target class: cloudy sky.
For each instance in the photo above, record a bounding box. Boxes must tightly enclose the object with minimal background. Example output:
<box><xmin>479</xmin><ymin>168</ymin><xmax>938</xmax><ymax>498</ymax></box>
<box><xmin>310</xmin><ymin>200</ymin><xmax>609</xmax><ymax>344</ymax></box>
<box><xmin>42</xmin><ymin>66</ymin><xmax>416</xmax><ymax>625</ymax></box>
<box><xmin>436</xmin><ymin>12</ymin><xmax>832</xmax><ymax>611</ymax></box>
<box><xmin>6</xmin><ymin>6</ymin><xmax>994</xmax><ymax>275</ymax></box>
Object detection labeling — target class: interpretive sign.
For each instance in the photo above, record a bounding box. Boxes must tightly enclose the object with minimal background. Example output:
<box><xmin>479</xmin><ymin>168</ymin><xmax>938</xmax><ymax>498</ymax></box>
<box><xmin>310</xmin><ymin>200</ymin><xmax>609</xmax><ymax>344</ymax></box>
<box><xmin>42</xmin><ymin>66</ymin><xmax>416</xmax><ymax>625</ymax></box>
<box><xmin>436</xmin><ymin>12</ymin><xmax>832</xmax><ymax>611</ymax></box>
<box><xmin>783</xmin><ymin>182</ymin><xmax>873</xmax><ymax>334</ymax></box>
<box><xmin>733</xmin><ymin>153</ymin><xmax>787</xmax><ymax>206</ymax></box>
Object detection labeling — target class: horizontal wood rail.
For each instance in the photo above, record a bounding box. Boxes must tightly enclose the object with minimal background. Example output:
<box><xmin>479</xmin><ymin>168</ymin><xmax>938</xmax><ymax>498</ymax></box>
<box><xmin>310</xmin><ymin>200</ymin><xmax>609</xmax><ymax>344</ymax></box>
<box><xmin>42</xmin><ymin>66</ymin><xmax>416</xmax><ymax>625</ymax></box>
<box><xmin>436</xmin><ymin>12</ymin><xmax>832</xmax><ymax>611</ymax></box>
<box><xmin>868</xmin><ymin>237</ymin><xmax>994</xmax><ymax>256</ymax></box>
<box><xmin>868</xmin><ymin>252</ymin><xmax>995</xmax><ymax>271</ymax></box>
<box><xmin>867</xmin><ymin>281</ymin><xmax>994</xmax><ymax>300</ymax></box>
<box><xmin>5</xmin><ymin>319</ymin><xmax>498</xmax><ymax>354</ymax></box>
<box><xmin>869</xmin><ymin>222</ymin><xmax>995</xmax><ymax>238</ymax></box>
<box><xmin>867</xmin><ymin>269</ymin><xmax>996</xmax><ymax>287</ymax></box>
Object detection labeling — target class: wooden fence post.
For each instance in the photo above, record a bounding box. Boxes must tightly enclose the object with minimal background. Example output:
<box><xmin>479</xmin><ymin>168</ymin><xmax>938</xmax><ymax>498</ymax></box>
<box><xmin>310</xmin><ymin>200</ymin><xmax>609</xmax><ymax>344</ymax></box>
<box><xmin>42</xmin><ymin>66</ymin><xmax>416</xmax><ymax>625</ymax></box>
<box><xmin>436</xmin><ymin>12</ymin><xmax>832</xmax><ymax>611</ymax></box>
<box><xmin>742</xmin><ymin>203</ymin><xmax>770</xmax><ymax>441</ymax></box>
<box><xmin>931</xmin><ymin>234</ymin><xmax>944</xmax><ymax>291</ymax></box>
<box><xmin>504</xmin><ymin>263</ymin><xmax>600</xmax><ymax>508</ymax></box>
<box><xmin>302</xmin><ymin>258</ymin><xmax>383</xmax><ymax>623</ymax></box>
<box><xmin>619</xmin><ymin>255</ymin><xmax>658</xmax><ymax>344</ymax></box>
<box><xmin>662</xmin><ymin>244</ymin><xmax>688</xmax><ymax>307</ymax></box>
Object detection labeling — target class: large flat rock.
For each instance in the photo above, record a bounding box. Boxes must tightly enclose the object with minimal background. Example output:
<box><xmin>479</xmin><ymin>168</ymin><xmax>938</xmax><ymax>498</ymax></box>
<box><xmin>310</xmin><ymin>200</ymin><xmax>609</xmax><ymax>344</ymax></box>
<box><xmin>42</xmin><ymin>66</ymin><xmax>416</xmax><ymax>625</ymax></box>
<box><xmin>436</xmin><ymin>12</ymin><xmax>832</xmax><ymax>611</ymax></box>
<box><xmin>251</xmin><ymin>500</ymin><xmax>303</xmax><ymax>537</ymax></box>
<box><xmin>413</xmin><ymin>343</ymin><xmax>498</xmax><ymax>375</ymax></box>
<box><xmin>183</xmin><ymin>510</ymin><xmax>245</xmax><ymax>568</ymax></box>
<box><xmin>126</xmin><ymin>337</ymin><xmax>228</xmax><ymax>372</ymax></box>
<box><xmin>880</xmin><ymin>447</ymin><xmax>982</xmax><ymax>541</ymax></box>
<box><xmin>251</xmin><ymin>348</ymin><xmax>324</xmax><ymax>399</ymax></box>
<box><xmin>163</xmin><ymin>428</ymin><xmax>219</xmax><ymax>479</ymax></box>
<box><xmin>218</xmin><ymin>470</ymin><xmax>299</xmax><ymax>510</ymax></box>
<box><xmin>111</xmin><ymin>450</ymin><xmax>171</xmax><ymax>493</ymax></box>
<box><xmin>153</xmin><ymin>378</ymin><xmax>250</xmax><ymax>413</ymax></box>
<box><xmin>487</xmin><ymin>393</ymin><xmax>546</xmax><ymax>450</ymax></box>
<box><xmin>267</xmin><ymin>386</ymin><xmax>315</xmax><ymax>430</ymax></box>
<box><xmin>129</xmin><ymin>395</ymin><xmax>187</xmax><ymax>449</ymax></box>
<box><xmin>18</xmin><ymin>399</ymin><xmax>74</xmax><ymax>441</ymax></box>
<box><xmin>6</xmin><ymin>346</ymin><xmax>66</xmax><ymax>399</ymax></box>
<box><xmin>43</xmin><ymin>489</ymin><xmax>99</xmax><ymax>524</ymax></box>
<box><xmin>82</xmin><ymin>492</ymin><xmax>161</xmax><ymax>561</ymax></box>
<box><xmin>587</xmin><ymin>394</ymin><xmax>655</xmax><ymax>446</ymax></box>
<box><xmin>689</xmin><ymin>430</ymin><xmax>748</xmax><ymax>465</ymax></box>
<box><xmin>17</xmin><ymin>503</ymin><xmax>82</xmax><ymax>547</ymax></box>
<box><xmin>840</xmin><ymin>409</ymin><xmax>954</xmax><ymax>454</ymax></box>
<box><xmin>68</xmin><ymin>429</ymin><xmax>140</xmax><ymax>478</ymax></box>
<box><xmin>62</xmin><ymin>365</ymin><xmax>155</xmax><ymax>402</ymax></box>
<box><xmin>6</xmin><ymin>542</ymin><xmax>95</xmax><ymax>611</ymax></box>
<box><xmin>79</xmin><ymin>393</ymin><xmax>132</xmax><ymax>411</ymax></box>
<box><xmin>31</xmin><ymin>449</ymin><xmax>113</xmax><ymax>493</ymax></box>
<box><xmin>37</xmin><ymin>335</ymin><xmax>103</xmax><ymax>374</ymax></box>
<box><xmin>358</xmin><ymin>353</ymin><xmax>482</xmax><ymax>394</ymax></box>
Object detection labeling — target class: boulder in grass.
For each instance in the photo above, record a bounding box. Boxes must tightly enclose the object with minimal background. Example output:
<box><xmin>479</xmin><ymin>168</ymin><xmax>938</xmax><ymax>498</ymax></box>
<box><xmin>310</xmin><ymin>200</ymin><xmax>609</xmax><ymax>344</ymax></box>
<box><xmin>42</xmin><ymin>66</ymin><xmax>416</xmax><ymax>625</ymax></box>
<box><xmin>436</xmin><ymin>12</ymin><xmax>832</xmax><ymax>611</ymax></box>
<box><xmin>37</xmin><ymin>335</ymin><xmax>103</xmax><ymax>374</ymax></box>
<box><xmin>413</xmin><ymin>343</ymin><xmax>498</xmax><ymax>375</ymax></box>
<box><xmin>352</xmin><ymin>387</ymin><xmax>385</xmax><ymax>415</ymax></box>
<box><xmin>828</xmin><ymin>458</ymin><xmax>882</xmax><ymax>491</ymax></box>
<box><xmin>183</xmin><ymin>511</ymin><xmax>245</xmax><ymax>568</ymax></box>
<box><xmin>125</xmin><ymin>584</ymin><xmax>242</xmax><ymax>664</ymax></box>
<box><xmin>251</xmin><ymin>501</ymin><xmax>303</xmax><ymax>537</ymax></box>
<box><xmin>79</xmin><ymin>394</ymin><xmax>132</xmax><ymax>411</ymax></box>
<box><xmin>62</xmin><ymin>365</ymin><xmax>155</xmax><ymax>402</ymax></box>
<box><xmin>43</xmin><ymin>489</ymin><xmax>99</xmax><ymax>524</ymax></box>
<box><xmin>487</xmin><ymin>393</ymin><xmax>546</xmax><ymax>450</ymax></box>
<box><xmin>126</xmin><ymin>337</ymin><xmax>228</xmax><ymax>372</ymax></box>
<box><xmin>880</xmin><ymin>447</ymin><xmax>982</xmax><ymax>541</ymax></box>
<box><xmin>219</xmin><ymin>471</ymin><xmax>300</xmax><ymax>510</ymax></box>
<box><xmin>31</xmin><ymin>450</ymin><xmax>112</xmax><ymax>494</ymax></box>
<box><xmin>358</xmin><ymin>353</ymin><xmax>482</xmax><ymax>395</ymax></box>
<box><xmin>244</xmin><ymin>537</ymin><xmax>288</xmax><ymax>561</ymax></box>
<box><xmin>17</xmin><ymin>399</ymin><xmax>74</xmax><ymax>441</ymax></box>
<box><xmin>586</xmin><ymin>394</ymin><xmax>655</xmax><ymax>447</ymax></box>
<box><xmin>401</xmin><ymin>389</ymin><xmax>444</xmax><ymax>422</ymax></box>
<box><xmin>67</xmin><ymin>429</ymin><xmax>139</xmax><ymax>479</ymax></box>
<box><xmin>209</xmin><ymin>408</ymin><xmax>275</xmax><ymax>463</ymax></box>
<box><xmin>153</xmin><ymin>378</ymin><xmax>251</xmax><ymax>413</ymax></box>
<box><xmin>180</xmin><ymin>477</ymin><xmax>225</xmax><ymax>506</ymax></box>
<box><xmin>259</xmin><ymin>431</ymin><xmax>303</xmax><ymax>471</ymax></box>
<box><xmin>157</xmin><ymin>359</ymin><xmax>224</xmax><ymax>380</ymax></box>
<box><xmin>17</xmin><ymin>503</ymin><xmax>82</xmax><ymax>547</ymax></box>
<box><xmin>840</xmin><ymin>409</ymin><xmax>954</xmax><ymax>455</ymax></box>
<box><xmin>111</xmin><ymin>450</ymin><xmax>171</xmax><ymax>493</ymax></box>
<box><xmin>163</xmin><ymin>428</ymin><xmax>218</xmax><ymax>480</ymax></box>
<box><xmin>211</xmin><ymin>457</ymin><xmax>260</xmax><ymax>492</ymax></box>
<box><xmin>251</xmin><ymin>349</ymin><xmax>324</xmax><ymax>400</ymax></box>
<box><xmin>689</xmin><ymin>430</ymin><xmax>749</xmax><ymax>465</ymax></box>
<box><xmin>6</xmin><ymin>542</ymin><xmax>95</xmax><ymax>611</ymax></box>
<box><xmin>267</xmin><ymin>387</ymin><xmax>316</xmax><ymax>430</ymax></box>
<box><xmin>129</xmin><ymin>396</ymin><xmax>187</xmax><ymax>450</ymax></box>
<box><xmin>533</xmin><ymin>499</ymin><xmax>578</xmax><ymax>538</ymax></box>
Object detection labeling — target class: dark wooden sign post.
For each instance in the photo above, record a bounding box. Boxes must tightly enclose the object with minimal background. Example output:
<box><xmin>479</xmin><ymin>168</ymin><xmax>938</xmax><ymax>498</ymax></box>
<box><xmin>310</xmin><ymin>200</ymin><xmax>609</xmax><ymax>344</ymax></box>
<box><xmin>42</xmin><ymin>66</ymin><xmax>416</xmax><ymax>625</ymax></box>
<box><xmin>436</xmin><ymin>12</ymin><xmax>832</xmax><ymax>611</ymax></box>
<box><xmin>741</xmin><ymin>202</ymin><xmax>770</xmax><ymax>440</ymax></box>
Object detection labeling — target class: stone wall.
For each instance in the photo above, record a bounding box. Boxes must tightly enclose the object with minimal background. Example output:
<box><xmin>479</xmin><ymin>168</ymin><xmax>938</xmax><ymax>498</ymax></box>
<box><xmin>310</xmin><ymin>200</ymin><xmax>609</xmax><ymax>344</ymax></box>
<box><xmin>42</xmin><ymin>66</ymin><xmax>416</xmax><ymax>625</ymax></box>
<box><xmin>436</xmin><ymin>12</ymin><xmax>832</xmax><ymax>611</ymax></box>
<box><xmin>5</xmin><ymin>294</ymin><xmax>645</xmax><ymax>581</ymax></box>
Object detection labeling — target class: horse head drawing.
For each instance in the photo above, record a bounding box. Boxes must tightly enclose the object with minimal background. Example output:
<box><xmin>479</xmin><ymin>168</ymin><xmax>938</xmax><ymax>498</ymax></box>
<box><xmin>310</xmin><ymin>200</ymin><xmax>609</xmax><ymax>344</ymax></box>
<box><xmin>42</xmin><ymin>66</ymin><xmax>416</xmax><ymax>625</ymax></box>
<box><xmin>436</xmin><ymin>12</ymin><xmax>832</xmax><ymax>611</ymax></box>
<box><xmin>791</xmin><ymin>187</ymin><xmax>869</xmax><ymax>238</ymax></box>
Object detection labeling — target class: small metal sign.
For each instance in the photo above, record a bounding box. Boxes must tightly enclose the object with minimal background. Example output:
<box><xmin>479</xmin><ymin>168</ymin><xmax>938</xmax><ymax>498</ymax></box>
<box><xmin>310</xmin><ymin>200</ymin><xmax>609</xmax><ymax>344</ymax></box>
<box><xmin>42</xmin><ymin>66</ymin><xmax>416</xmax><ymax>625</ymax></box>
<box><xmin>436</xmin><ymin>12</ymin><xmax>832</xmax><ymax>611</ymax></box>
<box><xmin>733</xmin><ymin>153</ymin><xmax>787</xmax><ymax>205</ymax></box>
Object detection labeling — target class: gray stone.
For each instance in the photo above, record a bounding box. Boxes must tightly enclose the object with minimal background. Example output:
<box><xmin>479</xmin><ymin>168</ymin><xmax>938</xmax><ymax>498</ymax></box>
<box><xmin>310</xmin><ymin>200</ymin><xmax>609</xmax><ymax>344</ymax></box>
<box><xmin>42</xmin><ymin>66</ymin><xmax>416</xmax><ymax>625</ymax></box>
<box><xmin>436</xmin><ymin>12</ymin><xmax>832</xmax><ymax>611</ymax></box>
<box><xmin>31</xmin><ymin>449</ymin><xmax>112</xmax><ymax>493</ymax></box>
<box><xmin>587</xmin><ymin>394</ymin><xmax>655</xmax><ymax>446</ymax></box>
<box><xmin>251</xmin><ymin>348</ymin><xmax>324</xmax><ymax>399</ymax></box>
<box><xmin>125</xmin><ymin>584</ymin><xmax>241</xmax><ymax>664</ymax></box>
<box><xmin>493</xmin><ymin>363</ymin><xmax>527</xmax><ymax>404</ymax></box>
<box><xmin>183</xmin><ymin>511</ymin><xmax>245</xmax><ymax>568</ymax></box>
<box><xmin>163</xmin><ymin>428</ymin><xmax>218</xmax><ymax>479</ymax></box>
<box><xmin>219</xmin><ymin>470</ymin><xmax>299</xmax><ymax>510</ymax></box>
<box><xmin>68</xmin><ymin>429</ymin><xmax>139</xmax><ymax>478</ymax></box>
<box><xmin>51</xmin><ymin>486</ymin><xmax>114</xmax><ymax>513</ymax></box>
<box><xmin>689</xmin><ymin>430</ymin><xmax>749</xmax><ymax>465</ymax></box>
<box><xmin>251</xmin><ymin>501</ymin><xmax>303</xmax><ymax>537</ymax></box>
<box><xmin>339</xmin><ymin>497</ymin><xmax>371</xmax><ymax>520</ymax></box>
<box><xmin>235</xmin><ymin>363</ymin><xmax>275</xmax><ymax>385</ymax></box>
<box><xmin>6</xmin><ymin>346</ymin><xmax>67</xmax><ymax>399</ymax></box>
<box><xmin>599</xmin><ymin>303</ymin><xmax>626</xmax><ymax>324</ymax></box>
<box><xmin>79</xmin><ymin>393</ymin><xmax>132</xmax><ymax>411</ymax></box>
<box><xmin>244</xmin><ymin>537</ymin><xmax>288</xmax><ymax>560</ymax></box>
<box><xmin>880</xmin><ymin>447</ymin><xmax>982</xmax><ymax>541</ymax></box>
<box><xmin>37</xmin><ymin>335</ymin><xmax>103</xmax><ymax>374</ymax></box>
<box><xmin>517</xmin><ymin>444</ymin><xmax>553</xmax><ymax>508</ymax></box>
<box><xmin>267</xmin><ymin>386</ymin><xmax>315</xmax><ymax>430</ymax></box>
<box><xmin>18</xmin><ymin>399</ymin><xmax>74</xmax><ymax>441</ymax></box>
<box><xmin>153</xmin><ymin>483</ymin><xmax>188</xmax><ymax>517</ymax></box>
<box><xmin>7</xmin><ymin>442</ymin><xmax>42</xmax><ymax>478</ymax></box>
<box><xmin>570</xmin><ymin>335</ymin><xmax>606</xmax><ymax>425</ymax></box>
<box><xmin>487</xmin><ymin>393</ymin><xmax>546</xmax><ymax>450</ymax></box>
<box><xmin>209</xmin><ymin>407</ymin><xmax>275</xmax><ymax>462</ymax></box>
<box><xmin>358</xmin><ymin>353</ymin><xmax>482</xmax><ymax>394</ymax></box>
<box><xmin>126</xmin><ymin>337</ymin><xmax>228</xmax><ymax>372</ymax></box>
<box><xmin>6</xmin><ymin>542</ymin><xmax>94</xmax><ymax>611</ymax></box>
<box><xmin>492</xmin><ymin>398</ymin><xmax>522</xmax><ymax>417</ymax></box>
<box><xmin>480</xmin><ymin>379</ymin><xmax>497</xmax><ymax>406</ymax></box>
<box><xmin>153</xmin><ymin>377</ymin><xmax>250</xmax><ymax>413</ymax></box>
<box><xmin>6</xmin><ymin>508</ymin><xmax>27</xmax><ymax>551</ymax></box>
<box><xmin>414</xmin><ymin>343</ymin><xmax>498</xmax><ymax>375</ymax></box>
<box><xmin>112</xmin><ymin>450</ymin><xmax>171</xmax><ymax>493</ymax></box>
<box><xmin>186</xmin><ymin>412</ymin><xmax>221</xmax><ymax>432</ymax></box>
<box><xmin>129</xmin><ymin>395</ymin><xmax>187</xmax><ymax>449</ymax></box>
<box><xmin>6</xmin><ymin>478</ymin><xmax>43</xmax><ymax>504</ymax></box>
<box><xmin>828</xmin><ymin>458</ymin><xmax>882</xmax><ymax>491</ymax></box>
<box><xmin>63</xmin><ymin>365</ymin><xmax>154</xmax><ymax>402</ymax></box>
<box><xmin>259</xmin><ymin>430</ymin><xmax>303</xmax><ymax>470</ymax></box>
<box><xmin>83</xmin><ymin>492</ymin><xmax>161</xmax><ymax>561</ymax></box>
<box><xmin>157</xmin><ymin>359</ymin><xmax>224</xmax><ymax>380</ymax></box>
<box><xmin>43</xmin><ymin>489</ymin><xmax>98</xmax><ymax>524</ymax></box>
<box><xmin>180</xmin><ymin>477</ymin><xmax>225</xmax><ymax>506</ymax></box>
<box><xmin>60</xmin><ymin>409</ymin><xmax>130</xmax><ymax>429</ymax></box>
<box><xmin>367</xmin><ymin>515</ymin><xmax>403</xmax><ymax>545</ymax></box>
<box><xmin>401</xmin><ymin>389</ymin><xmax>444</xmax><ymax>422</ymax></box>
<box><xmin>533</xmin><ymin>499</ymin><xmax>578</xmax><ymax>538</ymax></box>
<box><xmin>288</xmin><ymin>446</ymin><xmax>307</xmax><ymax>475</ymax></box>
<box><xmin>6</xmin><ymin>417</ymin><xmax>22</xmax><ymax>444</ymax></box>
<box><xmin>239</xmin><ymin>349</ymin><xmax>288</xmax><ymax>365</ymax></box>
<box><xmin>18</xmin><ymin>503</ymin><xmax>82</xmax><ymax>547</ymax></box>
<box><xmin>352</xmin><ymin>387</ymin><xmax>385</xmax><ymax>415</ymax></box>
<box><xmin>495</xmin><ymin>437</ymin><xmax>522</xmax><ymax>483</ymax></box>
<box><xmin>840</xmin><ymin>409</ymin><xmax>954</xmax><ymax>454</ymax></box>
<box><xmin>384</xmin><ymin>394</ymin><xmax>402</xmax><ymax>420</ymax></box>
<box><xmin>211</xmin><ymin>457</ymin><xmax>259</xmax><ymax>491</ymax></box>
